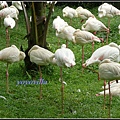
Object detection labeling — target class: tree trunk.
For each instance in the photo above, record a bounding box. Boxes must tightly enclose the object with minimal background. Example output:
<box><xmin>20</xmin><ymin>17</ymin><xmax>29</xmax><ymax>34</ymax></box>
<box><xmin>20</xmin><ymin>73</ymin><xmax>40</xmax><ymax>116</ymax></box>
<box><xmin>22</xmin><ymin>2</ymin><xmax>55</xmax><ymax>79</ymax></box>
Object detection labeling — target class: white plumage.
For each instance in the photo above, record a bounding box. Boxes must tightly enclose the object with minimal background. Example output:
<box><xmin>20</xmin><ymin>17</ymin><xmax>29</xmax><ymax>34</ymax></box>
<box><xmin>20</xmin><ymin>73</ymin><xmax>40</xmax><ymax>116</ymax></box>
<box><xmin>28</xmin><ymin>45</ymin><xmax>56</xmax><ymax>99</ymax></box>
<box><xmin>62</xmin><ymin>6</ymin><xmax>78</xmax><ymax>24</ymax></box>
<box><xmin>72</xmin><ymin>29</ymin><xmax>101</xmax><ymax>68</ymax></box>
<box><xmin>53</xmin><ymin>16</ymin><xmax>68</xmax><ymax>33</ymax></box>
<box><xmin>76</xmin><ymin>6</ymin><xmax>95</xmax><ymax>23</ymax></box>
<box><xmin>12</xmin><ymin>1</ymin><xmax>23</xmax><ymax>10</ymax></box>
<box><xmin>56</xmin><ymin>25</ymin><xmax>76</xmax><ymax>47</ymax></box>
<box><xmin>0</xmin><ymin>1</ymin><xmax>8</xmax><ymax>9</ymax></box>
<box><xmin>0</xmin><ymin>5</ymin><xmax>19</xmax><ymax>20</ymax></box>
<box><xmin>81</xmin><ymin>17</ymin><xmax>109</xmax><ymax>33</ymax></box>
<box><xmin>98</xmin><ymin>3</ymin><xmax>120</xmax><ymax>18</ymax></box>
<box><xmin>83</xmin><ymin>42</ymin><xmax>120</xmax><ymax>67</ymax></box>
<box><xmin>98</xmin><ymin>59</ymin><xmax>120</xmax><ymax>117</ymax></box>
<box><xmin>0</xmin><ymin>45</ymin><xmax>26</xmax><ymax>93</ymax></box>
<box><xmin>54</xmin><ymin>44</ymin><xmax>76</xmax><ymax>114</ymax></box>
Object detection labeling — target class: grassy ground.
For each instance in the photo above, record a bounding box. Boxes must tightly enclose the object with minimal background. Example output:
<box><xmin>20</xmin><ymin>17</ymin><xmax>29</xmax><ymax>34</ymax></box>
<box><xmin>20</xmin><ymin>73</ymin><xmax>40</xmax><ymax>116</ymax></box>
<box><xmin>0</xmin><ymin>3</ymin><xmax>120</xmax><ymax>118</ymax></box>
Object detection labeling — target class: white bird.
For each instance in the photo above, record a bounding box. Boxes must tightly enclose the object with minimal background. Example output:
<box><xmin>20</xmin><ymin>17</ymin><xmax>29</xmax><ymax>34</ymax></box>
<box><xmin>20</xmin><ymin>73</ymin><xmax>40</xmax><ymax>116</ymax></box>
<box><xmin>62</xmin><ymin>6</ymin><xmax>78</xmax><ymax>25</ymax></box>
<box><xmin>72</xmin><ymin>29</ymin><xmax>102</xmax><ymax>71</ymax></box>
<box><xmin>53</xmin><ymin>16</ymin><xmax>69</xmax><ymax>46</ymax></box>
<box><xmin>0</xmin><ymin>45</ymin><xmax>26</xmax><ymax>93</ymax></box>
<box><xmin>28</xmin><ymin>45</ymin><xmax>56</xmax><ymax>99</ymax></box>
<box><xmin>56</xmin><ymin>25</ymin><xmax>76</xmax><ymax>47</ymax></box>
<box><xmin>82</xmin><ymin>42</ymin><xmax>120</xmax><ymax>80</ymax></box>
<box><xmin>118</xmin><ymin>24</ymin><xmax>120</xmax><ymax>34</ymax></box>
<box><xmin>0</xmin><ymin>1</ymin><xmax>8</xmax><ymax>9</ymax></box>
<box><xmin>0</xmin><ymin>5</ymin><xmax>19</xmax><ymax>20</ymax></box>
<box><xmin>4</xmin><ymin>15</ymin><xmax>16</xmax><ymax>47</ymax></box>
<box><xmin>98</xmin><ymin>3</ymin><xmax>120</xmax><ymax>30</ymax></box>
<box><xmin>98</xmin><ymin>59</ymin><xmax>120</xmax><ymax>118</ymax></box>
<box><xmin>12</xmin><ymin>1</ymin><xmax>23</xmax><ymax>10</ymax></box>
<box><xmin>54</xmin><ymin>44</ymin><xmax>76</xmax><ymax>114</ymax></box>
<box><xmin>76</xmin><ymin>6</ymin><xmax>95</xmax><ymax>23</ymax></box>
<box><xmin>83</xmin><ymin>42</ymin><xmax>120</xmax><ymax>67</ymax></box>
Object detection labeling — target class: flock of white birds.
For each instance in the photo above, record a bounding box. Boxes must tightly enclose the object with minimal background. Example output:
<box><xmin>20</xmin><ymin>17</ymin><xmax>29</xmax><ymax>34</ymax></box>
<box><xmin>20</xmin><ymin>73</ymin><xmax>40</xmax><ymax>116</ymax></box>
<box><xmin>0</xmin><ymin>1</ymin><xmax>120</xmax><ymax>116</ymax></box>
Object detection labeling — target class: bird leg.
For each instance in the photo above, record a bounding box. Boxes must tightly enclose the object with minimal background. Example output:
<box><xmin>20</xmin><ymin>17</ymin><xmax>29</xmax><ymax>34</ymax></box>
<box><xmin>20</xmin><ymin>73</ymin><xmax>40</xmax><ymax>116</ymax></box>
<box><xmin>103</xmin><ymin>80</ymin><xmax>106</xmax><ymax>109</ymax></box>
<box><xmin>38</xmin><ymin>65</ymin><xmax>42</xmax><ymax>99</ymax></box>
<box><xmin>6</xmin><ymin>28</ymin><xmax>10</xmax><ymax>47</ymax></box>
<box><xmin>60</xmin><ymin>67</ymin><xmax>64</xmax><ymax>114</ymax></box>
<box><xmin>66</xmin><ymin>40</ymin><xmax>68</xmax><ymax>48</ymax></box>
<box><xmin>106</xmin><ymin>18</ymin><xmax>110</xmax><ymax>44</ymax></box>
<box><xmin>92</xmin><ymin>41</ymin><xmax>94</xmax><ymax>53</ymax></box>
<box><xmin>82</xmin><ymin>45</ymin><xmax>84</xmax><ymax>73</ymax></box>
<box><xmin>108</xmin><ymin>81</ymin><xmax>112</xmax><ymax>118</ymax></box>
<box><xmin>6</xmin><ymin>63</ymin><xmax>9</xmax><ymax>93</ymax></box>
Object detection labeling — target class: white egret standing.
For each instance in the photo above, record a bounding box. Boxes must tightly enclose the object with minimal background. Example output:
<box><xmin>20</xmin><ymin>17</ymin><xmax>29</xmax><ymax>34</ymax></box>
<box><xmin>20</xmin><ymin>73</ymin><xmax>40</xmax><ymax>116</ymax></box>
<box><xmin>4</xmin><ymin>15</ymin><xmax>16</xmax><ymax>47</ymax></box>
<box><xmin>54</xmin><ymin>44</ymin><xmax>76</xmax><ymax>114</ymax></box>
<box><xmin>99</xmin><ymin>59</ymin><xmax>120</xmax><ymax>118</ymax></box>
<box><xmin>28</xmin><ymin>45</ymin><xmax>56</xmax><ymax>99</ymax></box>
<box><xmin>0</xmin><ymin>45</ymin><xmax>26</xmax><ymax>93</ymax></box>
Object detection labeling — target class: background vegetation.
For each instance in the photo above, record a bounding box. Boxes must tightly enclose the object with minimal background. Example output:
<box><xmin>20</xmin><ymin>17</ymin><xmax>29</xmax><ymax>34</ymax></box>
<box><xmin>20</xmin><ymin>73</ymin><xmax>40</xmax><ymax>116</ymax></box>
<box><xmin>0</xmin><ymin>2</ymin><xmax>120</xmax><ymax>118</ymax></box>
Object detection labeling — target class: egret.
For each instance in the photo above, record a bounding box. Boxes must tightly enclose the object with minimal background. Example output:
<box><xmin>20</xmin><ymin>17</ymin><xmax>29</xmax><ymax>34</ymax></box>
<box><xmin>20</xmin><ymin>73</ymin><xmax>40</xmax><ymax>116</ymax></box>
<box><xmin>82</xmin><ymin>42</ymin><xmax>120</xmax><ymax>80</ymax></box>
<box><xmin>98</xmin><ymin>3</ymin><xmax>120</xmax><ymax>31</ymax></box>
<box><xmin>0</xmin><ymin>45</ymin><xmax>26</xmax><ymax>93</ymax></box>
<box><xmin>54</xmin><ymin>44</ymin><xmax>76</xmax><ymax>114</ymax></box>
<box><xmin>98</xmin><ymin>59</ymin><xmax>120</xmax><ymax>118</ymax></box>
<box><xmin>72</xmin><ymin>29</ymin><xmax>102</xmax><ymax>72</ymax></box>
<box><xmin>4</xmin><ymin>15</ymin><xmax>16</xmax><ymax>47</ymax></box>
<box><xmin>28</xmin><ymin>45</ymin><xmax>56</xmax><ymax>99</ymax></box>
<box><xmin>56</xmin><ymin>25</ymin><xmax>76</xmax><ymax>47</ymax></box>
<box><xmin>76</xmin><ymin>6</ymin><xmax>95</xmax><ymax>23</ymax></box>
<box><xmin>62</xmin><ymin>6</ymin><xmax>78</xmax><ymax>25</ymax></box>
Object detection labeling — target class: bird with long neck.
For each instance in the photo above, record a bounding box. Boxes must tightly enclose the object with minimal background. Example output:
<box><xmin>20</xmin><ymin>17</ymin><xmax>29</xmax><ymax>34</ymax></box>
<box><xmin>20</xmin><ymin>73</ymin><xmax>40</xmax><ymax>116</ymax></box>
<box><xmin>54</xmin><ymin>44</ymin><xmax>76</xmax><ymax>114</ymax></box>
<box><xmin>0</xmin><ymin>45</ymin><xmax>26</xmax><ymax>93</ymax></box>
<box><xmin>28</xmin><ymin>45</ymin><xmax>56</xmax><ymax>99</ymax></box>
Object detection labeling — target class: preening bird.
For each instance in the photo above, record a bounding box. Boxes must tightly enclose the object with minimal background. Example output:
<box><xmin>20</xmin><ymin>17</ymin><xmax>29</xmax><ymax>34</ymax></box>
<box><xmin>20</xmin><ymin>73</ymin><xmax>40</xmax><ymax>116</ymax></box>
<box><xmin>4</xmin><ymin>15</ymin><xmax>16</xmax><ymax>47</ymax></box>
<box><xmin>83</xmin><ymin>42</ymin><xmax>120</xmax><ymax>67</ymax></box>
<box><xmin>62</xmin><ymin>6</ymin><xmax>78</xmax><ymax>25</ymax></box>
<box><xmin>98</xmin><ymin>59</ymin><xmax>120</xmax><ymax>118</ymax></box>
<box><xmin>76</xmin><ymin>6</ymin><xmax>95</xmax><ymax>23</ymax></box>
<box><xmin>118</xmin><ymin>24</ymin><xmax>120</xmax><ymax>34</ymax></box>
<box><xmin>0</xmin><ymin>5</ymin><xmax>19</xmax><ymax>20</ymax></box>
<box><xmin>28</xmin><ymin>45</ymin><xmax>56</xmax><ymax>99</ymax></box>
<box><xmin>82</xmin><ymin>42</ymin><xmax>120</xmax><ymax>80</ymax></box>
<box><xmin>72</xmin><ymin>29</ymin><xmax>101</xmax><ymax>71</ymax></box>
<box><xmin>54</xmin><ymin>44</ymin><xmax>76</xmax><ymax>114</ymax></box>
<box><xmin>0</xmin><ymin>45</ymin><xmax>26</xmax><ymax>93</ymax></box>
<box><xmin>56</xmin><ymin>25</ymin><xmax>76</xmax><ymax>47</ymax></box>
<box><xmin>98</xmin><ymin>3</ymin><xmax>120</xmax><ymax>30</ymax></box>
<box><xmin>0</xmin><ymin>1</ymin><xmax>8</xmax><ymax>9</ymax></box>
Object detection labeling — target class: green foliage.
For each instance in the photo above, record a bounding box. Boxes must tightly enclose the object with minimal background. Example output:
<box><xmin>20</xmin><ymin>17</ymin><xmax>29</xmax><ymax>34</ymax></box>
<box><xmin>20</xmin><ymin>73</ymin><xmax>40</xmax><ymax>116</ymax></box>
<box><xmin>0</xmin><ymin>3</ymin><xmax>120</xmax><ymax>118</ymax></box>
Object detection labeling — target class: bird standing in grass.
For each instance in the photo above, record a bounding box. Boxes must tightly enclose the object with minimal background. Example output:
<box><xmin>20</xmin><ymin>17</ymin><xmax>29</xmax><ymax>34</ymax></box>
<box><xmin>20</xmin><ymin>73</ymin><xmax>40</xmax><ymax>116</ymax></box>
<box><xmin>72</xmin><ymin>29</ymin><xmax>102</xmax><ymax>72</ymax></box>
<box><xmin>0</xmin><ymin>45</ymin><xmax>26</xmax><ymax>93</ymax></box>
<box><xmin>28</xmin><ymin>45</ymin><xmax>56</xmax><ymax>99</ymax></box>
<box><xmin>62</xmin><ymin>6</ymin><xmax>78</xmax><ymax>25</ymax></box>
<box><xmin>54</xmin><ymin>44</ymin><xmax>76</xmax><ymax>114</ymax></box>
<box><xmin>76</xmin><ymin>6</ymin><xmax>95</xmax><ymax>23</ymax></box>
<box><xmin>98</xmin><ymin>59</ymin><xmax>120</xmax><ymax>118</ymax></box>
<box><xmin>4</xmin><ymin>15</ymin><xmax>16</xmax><ymax>47</ymax></box>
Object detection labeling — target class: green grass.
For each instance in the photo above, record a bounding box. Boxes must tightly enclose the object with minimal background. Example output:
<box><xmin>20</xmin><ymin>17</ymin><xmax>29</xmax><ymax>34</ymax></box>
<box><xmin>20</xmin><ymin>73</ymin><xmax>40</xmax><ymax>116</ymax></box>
<box><xmin>0</xmin><ymin>4</ymin><xmax>120</xmax><ymax>118</ymax></box>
